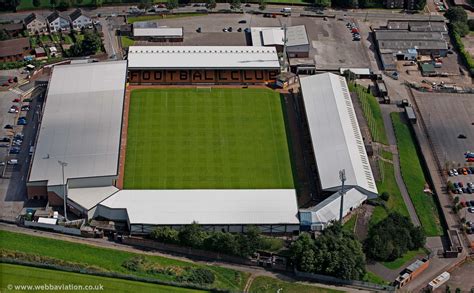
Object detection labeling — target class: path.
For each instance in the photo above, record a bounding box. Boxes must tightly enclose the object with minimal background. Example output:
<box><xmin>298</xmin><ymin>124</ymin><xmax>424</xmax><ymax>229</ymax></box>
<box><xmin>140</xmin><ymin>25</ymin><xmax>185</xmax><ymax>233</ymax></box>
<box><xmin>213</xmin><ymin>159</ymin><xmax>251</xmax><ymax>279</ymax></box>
<box><xmin>0</xmin><ymin>223</ymin><xmax>366</xmax><ymax>293</ymax></box>
<box><xmin>380</xmin><ymin>102</ymin><xmax>421</xmax><ymax>227</ymax></box>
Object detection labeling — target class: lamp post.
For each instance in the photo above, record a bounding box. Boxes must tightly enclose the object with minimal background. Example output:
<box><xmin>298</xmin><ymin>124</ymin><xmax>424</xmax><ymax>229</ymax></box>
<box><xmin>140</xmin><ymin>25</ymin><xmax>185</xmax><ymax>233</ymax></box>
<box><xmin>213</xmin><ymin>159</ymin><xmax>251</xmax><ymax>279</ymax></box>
<box><xmin>339</xmin><ymin>169</ymin><xmax>346</xmax><ymax>223</ymax></box>
<box><xmin>58</xmin><ymin>160</ymin><xmax>68</xmax><ymax>221</ymax></box>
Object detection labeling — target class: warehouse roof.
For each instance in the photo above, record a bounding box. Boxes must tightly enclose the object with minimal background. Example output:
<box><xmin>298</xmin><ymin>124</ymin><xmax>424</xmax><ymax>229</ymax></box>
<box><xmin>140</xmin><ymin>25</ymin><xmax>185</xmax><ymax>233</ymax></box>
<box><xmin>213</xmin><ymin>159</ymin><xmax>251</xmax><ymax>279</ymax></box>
<box><xmin>387</xmin><ymin>20</ymin><xmax>447</xmax><ymax>32</ymax></box>
<box><xmin>300</xmin><ymin>188</ymin><xmax>367</xmax><ymax>225</ymax></box>
<box><xmin>299</xmin><ymin>73</ymin><xmax>378</xmax><ymax>196</ymax></box>
<box><xmin>99</xmin><ymin>189</ymin><xmax>299</xmax><ymax>225</ymax></box>
<box><xmin>251</xmin><ymin>25</ymin><xmax>309</xmax><ymax>47</ymax></box>
<box><xmin>127</xmin><ymin>46</ymin><xmax>280</xmax><ymax>69</ymax></box>
<box><xmin>375</xmin><ymin>30</ymin><xmax>445</xmax><ymax>40</ymax></box>
<box><xmin>28</xmin><ymin>61</ymin><xmax>127</xmax><ymax>186</ymax></box>
<box><xmin>133</xmin><ymin>27</ymin><xmax>183</xmax><ymax>37</ymax></box>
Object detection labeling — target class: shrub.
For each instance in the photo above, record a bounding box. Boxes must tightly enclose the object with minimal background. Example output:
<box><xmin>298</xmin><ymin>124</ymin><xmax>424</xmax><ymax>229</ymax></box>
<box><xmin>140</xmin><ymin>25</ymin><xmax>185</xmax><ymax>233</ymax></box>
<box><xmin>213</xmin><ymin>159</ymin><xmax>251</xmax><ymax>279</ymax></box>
<box><xmin>149</xmin><ymin>227</ymin><xmax>179</xmax><ymax>244</ymax></box>
<box><xmin>179</xmin><ymin>267</ymin><xmax>215</xmax><ymax>285</ymax></box>
<box><xmin>380</xmin><ymin>192</ymin><xmax>390</xmax><ymax>201</ymax></box>
<box><xmin>121</xmin><ymin>256</ymin><xmax>146</xmax><ymax>271</ymax></box>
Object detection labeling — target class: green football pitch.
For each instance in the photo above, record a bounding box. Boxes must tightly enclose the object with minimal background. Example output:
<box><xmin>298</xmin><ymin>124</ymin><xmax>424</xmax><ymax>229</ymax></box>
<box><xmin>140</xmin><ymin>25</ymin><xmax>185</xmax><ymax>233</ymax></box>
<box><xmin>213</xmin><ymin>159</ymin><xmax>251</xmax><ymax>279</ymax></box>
<box><xmin>123</xmin><ymin>88</ymin><xmax>294</xmax><ymax>189</ymax></box>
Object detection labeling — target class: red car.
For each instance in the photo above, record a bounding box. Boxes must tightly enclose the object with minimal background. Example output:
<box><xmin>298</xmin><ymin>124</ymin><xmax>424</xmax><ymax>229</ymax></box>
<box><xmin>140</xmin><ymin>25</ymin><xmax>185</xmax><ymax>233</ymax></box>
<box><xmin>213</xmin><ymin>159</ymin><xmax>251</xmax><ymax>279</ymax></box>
<box><xmin>467</xmin><ymin>158</ymin><xmax>474</xmax><ymax>162</ymax></box>
<box><xmin>12</xmin><ymin>98</ymin><xmax>20</xmax><ymax>103</ymax></box>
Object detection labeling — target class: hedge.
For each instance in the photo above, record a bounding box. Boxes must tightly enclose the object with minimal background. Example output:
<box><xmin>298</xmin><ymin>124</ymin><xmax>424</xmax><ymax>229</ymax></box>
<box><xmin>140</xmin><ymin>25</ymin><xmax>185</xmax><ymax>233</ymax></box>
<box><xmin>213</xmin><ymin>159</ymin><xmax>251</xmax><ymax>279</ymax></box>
<box><xmin>449</xmin><ymin>24</ymin><xmax>474</xmax><ymax>76</ymax></box>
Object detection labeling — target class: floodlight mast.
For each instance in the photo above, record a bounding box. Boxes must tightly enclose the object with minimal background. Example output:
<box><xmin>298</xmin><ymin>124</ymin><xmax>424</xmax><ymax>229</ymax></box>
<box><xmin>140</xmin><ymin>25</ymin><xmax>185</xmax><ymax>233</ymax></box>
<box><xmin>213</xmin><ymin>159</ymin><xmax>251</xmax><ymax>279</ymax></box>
<box><xmin>281</xmin><ymin>24</ymin><xmax>289</xmax><ymax>72</ymax></box>
<box><xmin>339</xmin><ymin>169</ymin><xmax>346</xmax><ymax>223</ymax></box>
<box><xmin>58</xmin><ymin>160</ymin><xmax>68</xmax><ymax>221</ymax></box>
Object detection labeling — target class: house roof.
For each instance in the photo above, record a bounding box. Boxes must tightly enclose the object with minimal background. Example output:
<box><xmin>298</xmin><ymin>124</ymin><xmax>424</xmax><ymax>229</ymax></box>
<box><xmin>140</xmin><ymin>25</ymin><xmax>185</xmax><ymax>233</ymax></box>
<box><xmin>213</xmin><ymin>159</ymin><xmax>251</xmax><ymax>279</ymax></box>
<box><xmin>70</xmin><ymin>9</ymin><xmax>88</xmax><ymax>22</ymax></box>
<box><xmin>28</xmin><ymin>61</ymin><xmax>128</xmax><ymax>186</ymax></box>
<box><xmin>24</xmin><ymin>13</ymin><xmax>38</xmax><ymax>25</ymax></box>
<box><xmin>299</xmin><ymin>73</ymin><xmax>378</xmax><ymax>197</ymax></box>
<box><xmin>47</xmin><ymin>11</ymin><xmax>68</xmax><ymax>23</ymax></box>
<box><xmin>127</xmin><ymin>46</ymin><xmax>281</xmax><ymax>69</ymax></box>
<box><xmin>0</xmin><ymin>37</ymin><xmax>30</xmax><ymax>57</ymax></box>
<box><xmin>99</xmin><ymin>189</ymin><xmax>300</xmax><ymax>225</ymax></box>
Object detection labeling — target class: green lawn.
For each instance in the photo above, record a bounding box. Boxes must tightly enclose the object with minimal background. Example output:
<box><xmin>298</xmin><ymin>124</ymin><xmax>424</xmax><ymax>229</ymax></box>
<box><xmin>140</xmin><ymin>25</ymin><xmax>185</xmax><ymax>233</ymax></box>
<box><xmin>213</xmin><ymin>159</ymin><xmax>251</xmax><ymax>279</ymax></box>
<box><xmin>381</xmin><ymin>248</ymin><xmax>427</xmax><ymax>270</ymax></box>
<box><xmin>127</xmin><ymin>13</ymin><xmax>205</xmax><ymax>24</ymax></box>
<box><xmin>343</xmin><ymin>215</ymin><xmax>357</xmax><ymax>233</ymax></box>
<box><xmin>0</xmin><ymin>263</ymin><xmax>206</xmax><ymax>293</ymax></box>
<box><xmin>249</xmin><ymin>276</ymin><xmax>342</xmax><ymax>293</ymax></box>
<box><xmin>121</xmin><ymin>36</ymin><xmax>135</xmax><ymax>48</ymax></box>
<box><xmin>380</xmin><ymin>150</ymin><xmax>393</xmax><ymax>161</ymax></box>
<box><xmin>349</xmin><ymin>83</ymin><xmax>389</xmax><ymax>145</ymax></box>
<box><xmin>391</xmin><ymin>112</ymin><xmax>442</xmax><ymax>236</ymax></box>
<box><xmin>17</xmin><ymin>0</ymin><xmax>93</xmax><ymax>10</ymax></box>
<box><xmin>0</xmin><ymin>230</ymin><xmax>248</xmax><ymax>291</ymax></box>
<box><xmin>124</xmin><ymin>88</ymin><xmax>294</xmax><ymax>190</ymax></box>
<box><xmin>371</xmin><ymin>160</ymin><xmax>410</xmax><ymax>226</ymax></box>
<box><xmin>362</xmin><ymin>271</ymin><xmax>389</xmax><ymax>285</ymax></box>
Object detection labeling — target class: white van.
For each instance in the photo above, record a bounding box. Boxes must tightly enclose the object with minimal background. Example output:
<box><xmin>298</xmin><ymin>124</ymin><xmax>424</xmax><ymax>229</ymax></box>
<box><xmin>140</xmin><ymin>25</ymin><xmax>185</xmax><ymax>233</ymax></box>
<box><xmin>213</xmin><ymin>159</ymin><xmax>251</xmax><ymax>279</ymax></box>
<box><xmin>7</xmin><ymin>159</ymin><xmax>18</xmax><ymax>165</ymax></box>
<box><xmin>281</xmin><ymin>7</ymin><xmax>292</xmax><ymax>13</ymax></box>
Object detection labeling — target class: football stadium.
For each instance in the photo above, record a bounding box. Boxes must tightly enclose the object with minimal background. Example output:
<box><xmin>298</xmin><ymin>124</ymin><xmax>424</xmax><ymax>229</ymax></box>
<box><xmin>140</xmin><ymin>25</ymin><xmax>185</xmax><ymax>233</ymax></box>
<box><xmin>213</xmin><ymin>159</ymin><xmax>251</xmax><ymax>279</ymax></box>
<box><xmin>26</xmin><ymin>45</ymin><xmax>376</xmax><ymax>235</ymax></box>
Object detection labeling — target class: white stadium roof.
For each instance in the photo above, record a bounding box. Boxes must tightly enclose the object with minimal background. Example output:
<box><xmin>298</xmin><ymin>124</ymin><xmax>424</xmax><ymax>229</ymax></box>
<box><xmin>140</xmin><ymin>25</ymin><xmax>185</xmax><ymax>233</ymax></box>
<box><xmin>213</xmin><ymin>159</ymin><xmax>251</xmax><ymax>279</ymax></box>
<box><xmin>99</xmin><ymin>189</ymin><xmax>299</xmax><ymax>225</ymax></box>
<box><xmin>28</xmin><ymin>61</ymin><xmax>127</xmax><ymax>186</ymax></box>
<box><xmin>300</xmin><ymin>188</ymin><xmax>367</xmax><ymax>226</ymax></box>
<box><xmin>299</xmin><ymin>73</ymin><xmax>378</xmax><ymax>197</ymax></box>
<box><xmin>133</xmin><ymin>27</ymin><xmax>183</xmax><ymax>37</ymax></box>
<box><xmin>251</xmin><ymin>25</ymin><xmax>309</xmax><ymax>47</ymax></box>
<box><xmin>68</xmin><ymin>186</ymin><xmax>119</xmax><ymax>210</ymax></box>
<box><xmin>127</xmin><ymin>46</ymin><xmax>280</xmax><ymax>70</ymax></box>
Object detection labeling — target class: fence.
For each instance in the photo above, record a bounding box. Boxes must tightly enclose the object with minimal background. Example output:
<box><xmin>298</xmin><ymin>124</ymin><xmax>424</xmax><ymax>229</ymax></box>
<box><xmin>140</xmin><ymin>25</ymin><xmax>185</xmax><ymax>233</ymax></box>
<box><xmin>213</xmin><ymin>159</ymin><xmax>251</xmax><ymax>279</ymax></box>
<box><xmin>294</xmin><ymin>269</ymin><xmax>396</xmax><ymax>292</ymax></box>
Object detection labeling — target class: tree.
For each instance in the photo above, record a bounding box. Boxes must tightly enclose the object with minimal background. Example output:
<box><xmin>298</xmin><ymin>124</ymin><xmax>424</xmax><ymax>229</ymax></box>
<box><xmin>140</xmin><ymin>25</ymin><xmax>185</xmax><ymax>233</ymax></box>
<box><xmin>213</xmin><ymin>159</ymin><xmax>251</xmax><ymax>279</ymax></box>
<box><xmin>32</xmin><ymin>0</ymin><xmax>41</xmax><ymax>7</ymax></box>
<box><xmin>445</xmin><ymin>7</ymin><xmax>468</xmax><ymax>24</ymax></box>
<box><xmin>150</xmin><ymin>226</ymin><xmax>179</xmax><ymax>244</ymax></box>
<box><xmin>50</xmin><ymin>0</ymin><xmax>57</xmax><ymax>8</ymax></box>
<box><xmin>206</xmin><ymin>0</ymin><xmax>216</xmax><ymax>10</ymax></box>
<box><xmin>380</xmin><ymin>192</ymin><xmax>390</xmax><ymax>201</ymax></box>
<box><xmin>80</xmin><ymin>30</ymin><xmax>101</xmax><ymax>56</ymax></box>
<box><xmin>468</xmin><ymin>19</ymin><xmax>474</xmax><ymax>31</ymax></box>
<box><xmin>57</xmin><ymin>0</ymin><xmax>70</xmax><ymax>11</ymax></box>
<box><xmin>364</xmin><ymin>213</ymin><xmax>426</xmax><ymax>262</ymax></box>
<box><xmin>289</xmin><ymin>223</ymin><xmax>366</xmax><ymax>280</ymax></box>
<box><xmin>203</xmin><ymin>232</ymin><xmax>239</xmax><ymax>255</ymax></box>
<box><xmin>0</xmin><ymin>29</ymin><xmax>10</xmax><ymax>41</ymax></box>
<box><xmin>453</xmin><ymin>21</ymin><xmax>469</xmax><ymax>37</ymax></box>
<box><xmin>230</xmin><ymin>0</ymin><xmax>241</xmax><ymax>10</ymax></box>
<box><xmin>93</xmin><ymin>0</ymin><xmax>102</xmax><ymax>7</ymax></box>
<box><xmin>258</xmin><ymin>0</ymin><xmax>266</xmax><ymax>10</ymax></box>
<box><xmin>415</xmin><ymin>0</ymin><xmax>426</xmax><ymax>10</ymax></box>
<box><xmin>138</xmin><ymin>0</ymin><xmax>151</xmax><ymax>10</ymax></box>
<box><xmin>178</xmin><ymin>222</ymin><xmax>206</xmax><ymax>248</ymax></box>
<box><xmin>166</xmin><ymin>0</ymin><xmax>178</xmax><ymax>10</ymax></box>
<box><xmin>315</xmin><ymin>0</ymin><xmax>331</xmax><ymax>7</ymax></box>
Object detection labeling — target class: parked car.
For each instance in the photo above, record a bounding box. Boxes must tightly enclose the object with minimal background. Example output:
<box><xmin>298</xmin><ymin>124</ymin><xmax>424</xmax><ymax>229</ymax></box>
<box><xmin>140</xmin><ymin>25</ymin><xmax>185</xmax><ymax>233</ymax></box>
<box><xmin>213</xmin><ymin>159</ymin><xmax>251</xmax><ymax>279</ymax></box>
<box><xmin>467</xmin><ymin>158</ymin><xmax>474</xmax><ymax>162</ymax></box>
<box><xmin>17</xmin><ymin>119</ymin><xmax>27</xmax><ymax>126</ymax></box>
<box><xmin>0</xmin><ymin>144</ymin><xmax>9</xmax><ymax>148</ymax></box>
<box><xmin>4</xmin><ymin>125</ymin><xmax>13</xmax><ymax>129</ymax></box>
<box><xmin>462</xmin><ymin>168</ymin><xmax>468</xmax><ymax>175</ymax></box>
<box><xmin>14</xmin><ymin>133</ymin><xmax>24</xmax><ymax>139</ymax></box>
<box><xmin>468</xmin><ymin>207</ymin><xmax>474</xmax><ymax>213</ymax></box>
<box><xmin>12</xmin><ymin>98</ymin><xmax>20</xmax><ymax>103</ymax></box>
<box><xmin>458</xmin><ymin>168</ymin><xmax>464</xmax><ymax>174</ymax></box>
<box><xmin>238</xmin><ymin>20</ymin><xmax>247</xmax><ymax>24</ymax></box>
<box><xmin>0</xmin><ymin>137</ymin><xmax>10</xmax><ymax>142</ymax></box>
<box><xmin>21</xmin><ymin>106</ymin><xmax>30</xmax><ymax>111</ymax></box>
<box><xmin>458</xmin><ymin>182</ymin><xmax>464</xmax><ymax>188</ymax></box>
<box><xmin>8</xmin><ymin>107</ymin><xmax>18</xmax><ymax>113</ymax></box>
<box><xmin>7</xmin><ymin>159</ymin><xmax>18</xmax><ymax>165</ymax></box>
<box><xmin>470</xmin><ymin>200</ymin><xmax>474</xmax><ymax>206</ymax></box>
<box><xmin>453</xmin><ymin>169</ymin><xmax>459</xmax><ymax>176</ymax></box>
<box><xmin>448</xmin><ymin>170</ymin><xmax>454</xmax><ymax>176</ymax></box>
<box><xmin>9</xmin><ymin>148</ymin><xmax>20</xmax><ymax>154</ymax></box>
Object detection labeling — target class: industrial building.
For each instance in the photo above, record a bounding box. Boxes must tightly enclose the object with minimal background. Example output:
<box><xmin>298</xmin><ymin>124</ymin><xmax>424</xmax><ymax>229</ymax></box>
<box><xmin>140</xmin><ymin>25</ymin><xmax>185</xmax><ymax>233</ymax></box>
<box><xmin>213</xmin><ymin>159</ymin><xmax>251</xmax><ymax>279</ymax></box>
<box><xmin>296</xmin><ymin>73</ymin><xmax>378</xmax><ymax>230</ymax></box>
<box><xmin>250</xmin><ymin>25</ymin><xmax>310</xmax><ymax>58</ymax></box>
<box><xmin>127</xmin><ymin>46</ymin><xmax>281</xmax><ymax>84</ymax></box>
<box><xmin>27</xmin><ymin>61</ymin><xmax>128</xmax><ymax>215</ymax></box>
<box><xmin>386</xmin><ymin>20</ymin><xmax>447</xmax><ymax>33</ymax></box>
<box><xmin>94</xmin><ymin>189</ymin><xmax>300</xmax><ymax>234</ymax></box>
<box><xmin>374</xmin><ymin>30</ymin><xmax>448</xmax><ymax>70</ymax></box>
<box><xmin>132</xmin><ymin>21</ymin><xmax>183</xmax><ymax>42</ymax></box>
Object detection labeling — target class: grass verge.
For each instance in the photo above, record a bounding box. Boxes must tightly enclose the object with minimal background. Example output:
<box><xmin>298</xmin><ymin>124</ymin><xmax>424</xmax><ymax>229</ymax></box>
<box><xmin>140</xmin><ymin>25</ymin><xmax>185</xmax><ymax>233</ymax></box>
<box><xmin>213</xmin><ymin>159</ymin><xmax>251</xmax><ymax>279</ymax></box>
<box><xmin>381</xmin><ymin>248</ymin><xmax>427</xmax><ymax>270</ymax></box>
<box><xmin>362</xmin><ymin>271</ymin><xmax>389</xmax><ymax>285</ymax></box>
<box><xmin>0</xmin><ymin>263</ymin><xmax>205</xmax><ymax>293</ymax></box>
<box><xmin>343</xmin><ymin>215</ymin><xmax>357</xmax><ymax>233</ymax></box>
<box><xmin>0</xmin><ymin>230</ymin><xmax>248</xmax><ymax>291</ymax></box>
<box><xmin>127</xmin><ymin>13</ymin><xmax>205</xmax><ymax>24</ymax></box>
<box><xmin>249</xmin><ymin>276</ymin><xmax>342</xmax><ymax>293</ymax></box>
<box><xmin>348</xmin><ymin>83</ymin><xmax>388</xmax><ymax>145</ymax></box>
<box><xmin>391</xmin><ymin>112</ymin><xmax>442</xmax><ymax>236</ymax></box>
<box><xmin>120</xmin><ymin>36</ymin><xmax>135</xmax><ymax>48</ymax></box>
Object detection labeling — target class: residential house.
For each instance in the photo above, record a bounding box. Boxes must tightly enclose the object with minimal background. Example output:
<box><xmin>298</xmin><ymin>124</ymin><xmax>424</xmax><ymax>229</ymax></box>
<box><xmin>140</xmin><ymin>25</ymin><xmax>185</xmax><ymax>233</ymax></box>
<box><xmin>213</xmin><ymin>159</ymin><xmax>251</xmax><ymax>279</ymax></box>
<box><xmin>47</xmin><ymin>11</ymin><xmax>71</xmax><ymax>33</ymax></box>
<box><xmin>0</xmin><ymin>23</ymin><xmax>25</xmax><ymax>37</ymax></box>
<box><xmin>24</xmin><ymin>13</ymin><xmax>48</xmax><ymax>34</ymax></box>
<box><xmin>69</xmin><ymin>9</ymin><xmax>92</xmax><ymax>31</ymax></box>
<box><xmin>0</xmin><ymin>37</ymin><xmax>31</xmax><ymax>62</ymax></box>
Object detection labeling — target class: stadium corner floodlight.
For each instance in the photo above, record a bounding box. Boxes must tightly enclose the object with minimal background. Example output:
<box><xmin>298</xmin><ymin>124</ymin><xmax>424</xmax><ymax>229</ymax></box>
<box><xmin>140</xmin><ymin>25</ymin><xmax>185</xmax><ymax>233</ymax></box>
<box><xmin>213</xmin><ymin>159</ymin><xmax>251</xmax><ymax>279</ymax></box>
<box><xmin>58</xmin><ymin>160</ymin><xmax>68</xmax><ymax>221</ymax></box>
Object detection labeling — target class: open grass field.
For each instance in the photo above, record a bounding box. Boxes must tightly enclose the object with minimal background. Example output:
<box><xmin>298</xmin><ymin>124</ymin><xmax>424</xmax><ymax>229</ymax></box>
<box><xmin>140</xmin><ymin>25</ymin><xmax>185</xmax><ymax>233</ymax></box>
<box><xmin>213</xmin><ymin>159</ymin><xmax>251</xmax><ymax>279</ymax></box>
<box><xmin>0</xmin><ymin>263</ymin><xmax>206</xmax><ymax>293</ymax></box>
<box><xmin>370</xmin><ymin>160</ymin><xmax>410</xmax><ymax>226</ymax></box>
<box><xmin>0</xmin><ymin>230</ymin><xmax>248</xmax><ymax>291</ymax></box>
<box><xmin>349</xmin><ymin>83</ymin><xmax>389</xmax><ymax>145</ymax></box>
<box><xmin>124</xmin><ymin>88</ymin><xmax>294</xmax><ymax>190</ymax></box>
<box><xmin>249</xmin><ymin>276</ymin><xmax>342</xmax><ymax>293</ymax></box>
<box><xmin>391</xmin><ymin>112</ymin><xmax>442</xmax><ymax>236</ymax></box>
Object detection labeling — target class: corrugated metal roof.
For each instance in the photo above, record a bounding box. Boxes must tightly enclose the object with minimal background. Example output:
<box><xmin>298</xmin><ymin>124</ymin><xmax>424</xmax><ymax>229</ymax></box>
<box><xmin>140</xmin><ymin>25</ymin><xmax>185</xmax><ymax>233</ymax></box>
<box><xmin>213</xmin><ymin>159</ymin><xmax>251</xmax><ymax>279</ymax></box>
<box><xmin>99</xmin><ymin>189</ymin><xmax>299</xmax><ymax>225</ymax></box>
<box><xmin>300</xmin><ymin>188</ymin><xmax>367</xmax><ymax>225</ymax></box>
<box><xmin>299</xmin><ymin>73</ymin><xmax>378</xmax><ymax>196</ymax></box>
<box><xmin>127</xmin><ymin>46</ymin><xmax>280</xmax><ymax>69</ymax></box>
<box><xmin>68</xmin><ymin>186</ymin><xmax>119</xmax><ymax>210</ymax></box>
<box><xmin>251</xmin><ymin>25</ymin><xmax>309</xmax><ymax>47</ymax></box>
<box><xmin>133</xmin><ymin>27</ymin><xmax>183</xmax><ymax>37</ymax></box>
<box><xmin>28</xmin><ymin>61</ymin><xmax>127</xmax><ymax>186</ymax></box>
